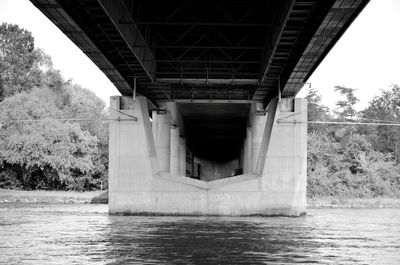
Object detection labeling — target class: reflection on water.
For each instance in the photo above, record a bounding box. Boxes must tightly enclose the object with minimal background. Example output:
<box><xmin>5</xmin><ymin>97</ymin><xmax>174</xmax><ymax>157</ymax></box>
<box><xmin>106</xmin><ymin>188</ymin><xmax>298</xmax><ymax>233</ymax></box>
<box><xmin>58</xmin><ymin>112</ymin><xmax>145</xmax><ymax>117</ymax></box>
<box><xmin>0</xmin><ymin>204</ymin><xmax>399</xmax><ymax>264</ymax></box>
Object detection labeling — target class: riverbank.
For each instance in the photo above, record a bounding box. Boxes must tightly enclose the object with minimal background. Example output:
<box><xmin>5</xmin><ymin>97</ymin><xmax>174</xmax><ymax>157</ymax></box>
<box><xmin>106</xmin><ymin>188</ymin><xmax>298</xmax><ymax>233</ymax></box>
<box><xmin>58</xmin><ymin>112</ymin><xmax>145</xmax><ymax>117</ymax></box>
<box><xmin>307</xmin><ymin>196</ymin><xmax>400</xmax><ymax>208</ymax></box>
<box><xmin>0</xmin><ymin>189</ymin><xmax>108</xmax><ymax>204</ymax></box>
<box><xmin>1</xmin><ymin>189</ymin><xmax>400</xmax><ymax>208</ymax></box>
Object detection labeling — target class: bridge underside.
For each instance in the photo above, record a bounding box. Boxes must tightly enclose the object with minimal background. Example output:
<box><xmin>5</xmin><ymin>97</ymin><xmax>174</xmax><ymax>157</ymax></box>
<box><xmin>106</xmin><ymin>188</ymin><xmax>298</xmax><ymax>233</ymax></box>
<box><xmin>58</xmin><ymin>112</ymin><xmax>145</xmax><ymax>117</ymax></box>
<box><xmin>31</xmin><ymin>0</ymin><xmax>368</xmax><ymax>215</ymax></box>
<box><xmin>31</xmin><ymin>0</ymin><xmax>368</xmax><ymax>105</ymax></box>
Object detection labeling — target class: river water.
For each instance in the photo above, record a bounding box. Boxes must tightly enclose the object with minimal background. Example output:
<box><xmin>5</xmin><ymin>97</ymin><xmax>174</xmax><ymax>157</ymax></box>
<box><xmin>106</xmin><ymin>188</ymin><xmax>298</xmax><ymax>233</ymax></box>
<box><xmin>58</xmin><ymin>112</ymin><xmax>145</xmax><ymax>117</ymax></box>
<box><xmin>0</xmin><ymin>204</ymin><xmax>399</xmax><ymax>264</ymax></box>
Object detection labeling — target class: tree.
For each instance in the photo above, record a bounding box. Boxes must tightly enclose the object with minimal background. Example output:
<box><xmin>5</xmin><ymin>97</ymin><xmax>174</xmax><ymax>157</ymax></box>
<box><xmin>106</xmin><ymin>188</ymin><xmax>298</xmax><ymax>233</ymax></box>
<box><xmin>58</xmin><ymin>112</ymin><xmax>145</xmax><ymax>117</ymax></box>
<box><xmin>62</xmin><ymin>84</ymin><xmax>106</xmax><ymax>135</ymax></box>
<box><xmin>61</xmin><ymin>84</ymin><xmax>109</xmax><ymax>190</ymax></box>
<box><xmin>361</xmin><ymin>85</ymin><xmax>400</xmax><ymax>163</ymax></box>
<box><xmin>0</xmin><ymin>23</ymin><xmax>36</xmax><ymax>100</ymax></box>
<box><xmin>0</xmin><ymin>23</ymin><xmax>65</xmax><ymax>101</ymax></box>
<box><xmin>307</xmin><ymin>131</ymin><xmax>400</xmax><ymax>198</ymax></box>
<box><xmin>0</xmin><ymin>23</ymin><xmax>109</xmax><ymax>191</ymax></box>
<box><xmin>305</xmin><ymin>87</ymin><xmax>331</xmax><ymax>133</ymax></box>
<box><xmin>334</xmin><ymin>85</ymin><xmax>359</xmax><ymax>121</ymax></box>
<box><xmin>0</xmin><ymin>87</ymin><xmax>99</xmax><ymax>190</ymax></box>
<box><xmin>307</xmin><ymin>131</ymin><xmax>343</xmax><ymax>197</ymax></box>
<box><xmin>305</xmin><ymin>87</ymin><xmax>330</xmax><ymax>121</ymax></box>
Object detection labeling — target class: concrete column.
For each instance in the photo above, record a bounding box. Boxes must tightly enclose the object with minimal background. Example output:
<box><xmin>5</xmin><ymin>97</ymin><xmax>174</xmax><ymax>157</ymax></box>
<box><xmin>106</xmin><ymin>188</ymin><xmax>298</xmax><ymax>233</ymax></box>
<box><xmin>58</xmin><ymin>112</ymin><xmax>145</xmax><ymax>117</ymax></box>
<box><xmin>108</xmin><ymin>96</ymin><xmax>158</xmax><ymax>213</ymax></box>
<box><xmin>250</xmin><ymin>103</ymin><xmax>267</xmax><ymax>172</ymax></box>
<box><xmin>170</xmin><ymin>125</ymin><xmax>180</xmax><ymax>176</ymax></box>
<box><xmin>179</xmin><ymin>137</ymin><xmax>186</xmax><ymax>176</ymax></box>
<box><xmin>152</xmin><ymin>110</ymin><xmax>158</xmax><ymax>147</ymax></box>
<box><xmin>239</xmin><ymin>142</ymin><xmax>245</xmax><ymax>170</ymax></box>
<box><xmin>244</xmin><ymin>126</ymin><xmax>252</xmax><ymax>174</ymax></box>
<box><xmin>156</xmin><ymin>112</ymin><xmax>171</xmax><ymax>172</ymax></box>
<box><xmin>260</xmin><ymin>97</ymin><xmax>308</xmax><ymax>216</ymax></box>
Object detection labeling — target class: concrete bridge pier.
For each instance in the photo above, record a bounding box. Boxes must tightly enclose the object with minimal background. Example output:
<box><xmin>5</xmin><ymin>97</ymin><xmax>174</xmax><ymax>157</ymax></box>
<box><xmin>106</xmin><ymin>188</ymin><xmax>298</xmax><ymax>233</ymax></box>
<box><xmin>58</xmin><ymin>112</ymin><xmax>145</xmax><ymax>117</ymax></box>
<box><xmin>108</xmin><ymin>95</ymin><xmax>307</xmax><ymax>216</ymax></box>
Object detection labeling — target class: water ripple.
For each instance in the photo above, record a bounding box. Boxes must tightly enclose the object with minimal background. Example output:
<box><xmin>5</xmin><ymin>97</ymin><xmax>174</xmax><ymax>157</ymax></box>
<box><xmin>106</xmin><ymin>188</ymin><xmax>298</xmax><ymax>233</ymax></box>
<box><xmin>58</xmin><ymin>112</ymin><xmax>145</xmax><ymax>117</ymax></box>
<box><xmin>0</xmin><ymin>204</ymin><xmax>399</xmax><ymax>264</ymax></box>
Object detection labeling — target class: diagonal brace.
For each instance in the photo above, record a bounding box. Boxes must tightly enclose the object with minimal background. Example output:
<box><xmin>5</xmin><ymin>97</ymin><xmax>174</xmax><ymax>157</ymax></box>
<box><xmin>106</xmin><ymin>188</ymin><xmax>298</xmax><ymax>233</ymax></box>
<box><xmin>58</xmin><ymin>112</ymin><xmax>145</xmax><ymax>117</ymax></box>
<box><xmin>255</xmin><ymin>98</ymin><xmax>280</xmax><ymax>175</ymax></box>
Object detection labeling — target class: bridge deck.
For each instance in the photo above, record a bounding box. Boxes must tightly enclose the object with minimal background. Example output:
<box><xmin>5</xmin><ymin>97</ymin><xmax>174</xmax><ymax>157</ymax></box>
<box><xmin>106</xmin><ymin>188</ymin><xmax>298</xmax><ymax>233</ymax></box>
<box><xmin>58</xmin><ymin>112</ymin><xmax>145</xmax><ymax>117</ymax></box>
<box><xmin>31</xmin><ymin>0</ymin><xmax>368</xmax><ymax>106</ymax></box>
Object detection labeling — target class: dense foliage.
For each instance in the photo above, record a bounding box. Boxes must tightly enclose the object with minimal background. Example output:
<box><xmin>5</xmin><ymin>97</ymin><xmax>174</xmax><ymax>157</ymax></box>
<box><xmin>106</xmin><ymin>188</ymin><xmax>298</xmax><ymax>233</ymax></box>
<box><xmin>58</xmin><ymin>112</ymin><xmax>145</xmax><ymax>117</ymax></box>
<box><xmin>307</xmin><ymin>85</ymin><xmax>400</xmax><ymax>198</ymax></box>
<box><xmin>0</xmin><ymin>23</ymin><xmax>108</xmax><ymax>191</ymax></box>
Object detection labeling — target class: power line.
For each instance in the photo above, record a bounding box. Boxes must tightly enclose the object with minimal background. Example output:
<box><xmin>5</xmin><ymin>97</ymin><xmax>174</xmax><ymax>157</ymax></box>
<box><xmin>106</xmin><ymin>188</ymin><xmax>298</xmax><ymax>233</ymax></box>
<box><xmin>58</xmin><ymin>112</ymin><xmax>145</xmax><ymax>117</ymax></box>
<box><xmin>279</xmin><ymin>120</ymin><xmax>400</xmax><ymax>126</ymax></box>
<box><xmin>308</xmin><ymin>121</ymin><xmax>400</xmax><ymax>126</ymax></box>
<box><xmin>1</xmin><ymin>106</ymin><xmax>136</xmax><ymax>120</ymax></box>
<box><xmin>0</xmin><ymin>118</ymin><xmax>136</xmax><ymax>123</ymax></box>
<box><xmin>0</xmin><ymin>107</ymin><xmax>138</xmax><ymax>123</ymax></box>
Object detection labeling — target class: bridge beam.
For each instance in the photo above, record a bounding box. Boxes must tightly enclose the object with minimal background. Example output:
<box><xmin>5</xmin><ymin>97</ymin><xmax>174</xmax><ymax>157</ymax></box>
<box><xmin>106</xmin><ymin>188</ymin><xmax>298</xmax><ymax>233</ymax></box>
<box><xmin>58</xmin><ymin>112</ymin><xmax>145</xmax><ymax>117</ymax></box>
<box><xmin>259</xmin><ymin>0</ymin><xmax>294</xmax><ymax>84</ymax></box>
<box><xmin>97</xmin><ymin>0</ymin><xmax>156</xmax><ymax>83</ymax></box>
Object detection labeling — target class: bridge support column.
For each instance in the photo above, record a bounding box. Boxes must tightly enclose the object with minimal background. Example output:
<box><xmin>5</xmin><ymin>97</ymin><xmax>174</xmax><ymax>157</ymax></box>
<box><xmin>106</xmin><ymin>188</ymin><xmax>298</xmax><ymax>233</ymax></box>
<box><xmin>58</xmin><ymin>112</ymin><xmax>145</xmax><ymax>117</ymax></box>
<box><xmin>154</xmin><ymin>109</ymin><xmax>171</xmax><ymax>173</ymax></box>
<box><xmin>250</xmin><ymin>103</ymin><xmax>267</xmax><ymax>172</ymax></box>
<box><xmin>179</xmin><ymin>137</ymin><xmax>186</xmax><ymax>176</ymax></box>
<box><xmin>243</xmin><ymin>126</ymin><xmax>252</xmax><ymax>174</ymax></box>
<box><xmin>108</xmin><ymin>96</ymin><xmax>158</xmax><ymax>213</ymax></box>
<box><xmin>151</xmin><ymin>110</ymin><xmax>158</xmax><ymax>146</ymax></box>
<box><xmin>170</xmin><ymin>125</ymin><xmax>180</xmax><ymax>176</ymax></box>
<box><xmin>257</xmin><ymin>98</ymin><xmax>307</xmax><ymax>215</ymax></box>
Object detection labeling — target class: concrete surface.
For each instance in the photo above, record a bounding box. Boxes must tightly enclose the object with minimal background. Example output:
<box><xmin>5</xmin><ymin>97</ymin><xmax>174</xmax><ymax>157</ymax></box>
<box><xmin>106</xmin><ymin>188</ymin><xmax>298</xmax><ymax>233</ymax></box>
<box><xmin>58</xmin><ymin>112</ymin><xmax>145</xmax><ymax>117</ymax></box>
<box><xmin>108</xmin><ymin>96</ymin><xmax>307</xmax><ymax>216</ymax></box>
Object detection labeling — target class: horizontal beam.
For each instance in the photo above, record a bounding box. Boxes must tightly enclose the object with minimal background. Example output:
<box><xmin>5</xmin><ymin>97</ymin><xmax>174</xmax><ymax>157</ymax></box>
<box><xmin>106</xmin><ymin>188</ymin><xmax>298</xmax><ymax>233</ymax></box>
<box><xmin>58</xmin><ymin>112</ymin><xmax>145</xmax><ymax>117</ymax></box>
<box><xmin>159</xmin><ymin>99</ymin><xmax>255</xmax><ymax>103</ymax></box>
<box><xmin>136</xmin><ymin>22</ymin><xmax>271</xmax><ymax>27</ymax></box>
<box><xmin>156</xmin><ymin>73</ymin><xmax>259</xmax><ymax>77</ymax></box>
<box><xmin>188</xmin><ymin>135</ymin><xmax>245</xmax><ymax>140</ymax></box>
<box><xmin>97</xmin><ymin>0</ymin><xmax>156</xmax><ymax>83</ymax></box>
<box><xmin>156</xmin><ymin>46</ymin><xmax>264</xmax><ymax>50</ymax></box>
<box><xmin>155</xmin><ymin>60</ymin><xmax>259</xmax><ymax>64</ymax></box>
<box><xmin>156</xmin><ymin>78</ymin><xmax>258</xmax><ymax>85</ymax></box>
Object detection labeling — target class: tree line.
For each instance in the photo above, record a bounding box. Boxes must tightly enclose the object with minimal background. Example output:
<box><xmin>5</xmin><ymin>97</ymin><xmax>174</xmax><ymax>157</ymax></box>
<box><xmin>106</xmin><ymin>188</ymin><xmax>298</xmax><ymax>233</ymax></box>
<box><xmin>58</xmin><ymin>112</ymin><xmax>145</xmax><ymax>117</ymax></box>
<box><xmin>1</xmin><ymin>23</ymin><xmax>399</xmax><ymax>197</ymax></box>
<box><xmin>0</xmin><ymin>23</ymin><xmax>108</xmax><ymax>191</ymax></box>
<box><xmin>306</xmin><ymin>85</ymin><xmax>400</xmax><ymax>198</ymax></box>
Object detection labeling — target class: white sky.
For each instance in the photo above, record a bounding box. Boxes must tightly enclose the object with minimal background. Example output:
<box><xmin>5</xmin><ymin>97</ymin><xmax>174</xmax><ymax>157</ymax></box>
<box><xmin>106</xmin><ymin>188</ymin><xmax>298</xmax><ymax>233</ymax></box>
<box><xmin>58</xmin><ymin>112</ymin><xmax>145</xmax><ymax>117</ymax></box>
<box><xmin>1</xmin><ymin>0</ymin><xmax>400</xmax><ymax>109</ymax></box>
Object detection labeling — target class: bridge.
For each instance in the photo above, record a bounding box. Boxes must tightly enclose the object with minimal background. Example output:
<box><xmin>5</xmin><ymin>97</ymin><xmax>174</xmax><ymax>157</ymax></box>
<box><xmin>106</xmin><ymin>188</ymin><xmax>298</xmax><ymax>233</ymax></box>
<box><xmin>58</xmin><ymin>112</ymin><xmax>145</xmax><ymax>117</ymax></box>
<box><xmin>31</xmin><ymin>0</ymin><xmax>369</xmax><ymax>216</ymax></box>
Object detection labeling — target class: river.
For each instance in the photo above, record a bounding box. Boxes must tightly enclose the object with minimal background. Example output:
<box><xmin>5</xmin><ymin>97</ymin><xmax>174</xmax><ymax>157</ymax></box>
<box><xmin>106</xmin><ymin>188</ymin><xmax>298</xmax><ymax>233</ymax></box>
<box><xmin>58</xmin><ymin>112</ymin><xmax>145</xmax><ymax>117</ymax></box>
<box><xmin>0</xmin><ymin>204</ymin><xmax>399</xmax><ymax>264</ymax></box>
